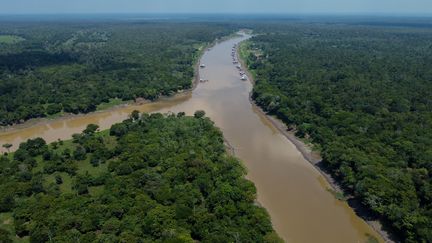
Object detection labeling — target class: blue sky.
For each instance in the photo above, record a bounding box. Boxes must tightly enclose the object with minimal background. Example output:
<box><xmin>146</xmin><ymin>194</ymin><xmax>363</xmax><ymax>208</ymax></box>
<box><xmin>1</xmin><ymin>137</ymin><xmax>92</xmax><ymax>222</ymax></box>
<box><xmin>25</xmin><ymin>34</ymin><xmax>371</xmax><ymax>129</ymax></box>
<box><xmin>1</xmin><ymin>0</ymin><xmax>431</xmax><ymax>15</ymax></box>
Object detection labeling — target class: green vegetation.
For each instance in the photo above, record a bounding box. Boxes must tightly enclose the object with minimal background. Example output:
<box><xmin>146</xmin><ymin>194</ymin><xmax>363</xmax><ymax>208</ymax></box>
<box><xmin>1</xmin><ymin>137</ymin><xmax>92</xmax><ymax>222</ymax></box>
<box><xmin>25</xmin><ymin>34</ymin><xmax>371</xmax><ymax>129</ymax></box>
<box><xmin>0</xmin><ymin>111</ymin><xmax>280</xmax><ymax>242</ymax></box>
<box><xmin>366</xmin><ymin>234</ymin><xmax>380</xmax><ymax>243</ymax></box>
<box><xmin>0</xmin><ymin>22</ymin><xmax>235</xmax><ymax>125</ymax></box>
<box><xmin>96</xmin><ymin>98</ymin><xmax>127</xmax><ymax>111</ymax></box>
<box><xmin>327</xmin><ymin>189</ymin><xmax>347</xmax><ymax>201</ymax></box>
<box><xmin>245</xmin><ymin>24</ymin><xmax>432</xmax><ymax>242</ymax></box>
<box><xmin>0</xmin><ymin>35</ymin><xmax>25</xmax><ymax>44</ymax></box>
<box><xmin>239</xmin><ymin>40</ymin><xmax>258</xmax><ymax>78</ymax></box>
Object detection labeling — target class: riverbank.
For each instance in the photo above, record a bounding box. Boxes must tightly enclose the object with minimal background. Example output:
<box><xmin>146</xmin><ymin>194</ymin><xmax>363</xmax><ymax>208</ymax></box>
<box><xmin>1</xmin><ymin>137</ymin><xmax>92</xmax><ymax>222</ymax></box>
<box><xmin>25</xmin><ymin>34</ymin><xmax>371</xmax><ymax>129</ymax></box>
<box><xmin>236</xmin><ymin>39</ymin><xmax>344</xmax><ymax>196</ymax></box>
<box><xmin>0</xmin><ymin>31</ymin><xmax>391</xmax><ymax>243</ymax></box>
<box><xmin>237</xmin><ymin>39</ymin><xmax>395</xmax><ymax>243</ymax></box>
<box><xmin>0</xmin><ymin>34</ymin><xmax>222</xmax><ymax>138</ymax></box>
<box><xmin>0</xmin><ymin>28</ymin><xmax>248</xmax><ymax>135</ymax></box>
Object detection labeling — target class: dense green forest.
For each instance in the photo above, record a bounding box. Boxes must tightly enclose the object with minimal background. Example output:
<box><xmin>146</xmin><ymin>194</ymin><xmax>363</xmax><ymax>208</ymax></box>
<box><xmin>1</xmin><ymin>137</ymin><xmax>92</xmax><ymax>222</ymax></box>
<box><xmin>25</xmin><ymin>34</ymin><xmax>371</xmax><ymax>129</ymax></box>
<box><xmin>243</xmin><ymin>24</ymin><xmax>432</xmax><ymax>242</ymax></box>
<box><xmin>0</xmin><ymin>111</ymin><xmax>280</xmax><ymax>242</ymax></box>
<box><xmin>0</xmin><ymin>22</ymin><xmax>234</xmax><ymax>125</ymax></box>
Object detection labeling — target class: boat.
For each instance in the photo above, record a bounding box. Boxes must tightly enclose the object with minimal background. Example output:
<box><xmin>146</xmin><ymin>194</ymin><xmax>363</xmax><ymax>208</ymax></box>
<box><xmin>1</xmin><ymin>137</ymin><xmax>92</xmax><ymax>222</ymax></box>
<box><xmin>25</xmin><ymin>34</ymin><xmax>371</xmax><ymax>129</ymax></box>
<box><xmin>200</xmin><ymin>64</ymin><xmax>206</xmax><ymax>68</ymax></box>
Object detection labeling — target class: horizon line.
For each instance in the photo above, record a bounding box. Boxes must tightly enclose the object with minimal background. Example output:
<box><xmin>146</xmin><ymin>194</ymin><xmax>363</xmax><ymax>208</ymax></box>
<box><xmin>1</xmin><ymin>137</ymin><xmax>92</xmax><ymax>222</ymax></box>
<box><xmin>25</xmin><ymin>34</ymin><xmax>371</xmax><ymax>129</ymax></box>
<box><xmin>0</xmin><ymin>12</ymin><xmax>432</xmax><ymax>17</ymax></box>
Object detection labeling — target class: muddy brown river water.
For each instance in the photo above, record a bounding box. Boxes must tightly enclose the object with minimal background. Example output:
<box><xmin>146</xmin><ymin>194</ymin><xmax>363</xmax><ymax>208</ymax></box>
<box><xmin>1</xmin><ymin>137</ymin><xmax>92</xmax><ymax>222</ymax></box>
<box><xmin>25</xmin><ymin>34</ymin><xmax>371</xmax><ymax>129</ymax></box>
<box><xmin>0</xmin><ymin>34</ymin><xmax>383</xmax><ymax>243</ymax></box>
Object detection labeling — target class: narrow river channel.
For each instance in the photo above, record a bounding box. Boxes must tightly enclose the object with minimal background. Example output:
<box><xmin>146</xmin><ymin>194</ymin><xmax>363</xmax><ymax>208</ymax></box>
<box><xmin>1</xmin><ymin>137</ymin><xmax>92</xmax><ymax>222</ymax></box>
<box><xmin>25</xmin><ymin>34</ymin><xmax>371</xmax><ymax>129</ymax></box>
<box><xmin>0</xmin><ymin>34</ymin><xmax>382</xmax><ymax>243</ymax></box>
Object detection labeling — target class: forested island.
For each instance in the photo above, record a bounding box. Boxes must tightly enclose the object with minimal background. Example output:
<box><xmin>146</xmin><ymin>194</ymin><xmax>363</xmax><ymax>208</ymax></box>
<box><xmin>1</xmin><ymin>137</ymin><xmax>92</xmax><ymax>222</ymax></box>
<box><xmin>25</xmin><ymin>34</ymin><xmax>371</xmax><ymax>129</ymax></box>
<box><xmin>242</xmin><ymin>23</ymin><xmax>432</xmax><ymax>242</ymax></box>
<box><xmin>0</xmin><ymin>111</ymin><xmax>281</xmax><ymax>242</ymax></box>
<box><xmin>0</xmin><ymin>22</ymin><xmax>234</xmax><ymax>125</ymax></box>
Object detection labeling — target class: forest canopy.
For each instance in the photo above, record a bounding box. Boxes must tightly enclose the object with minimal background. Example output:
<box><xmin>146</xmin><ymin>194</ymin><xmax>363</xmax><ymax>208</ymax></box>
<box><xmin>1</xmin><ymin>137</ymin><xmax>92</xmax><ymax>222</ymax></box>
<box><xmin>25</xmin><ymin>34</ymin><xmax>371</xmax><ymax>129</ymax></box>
<box><xmin>0</xmin><ymin>112</ymin><xmax>280</xmax><ymax>242</ymax></box>
<box><xmin>243</xmin><ymin>23</ymin><xmax>432</xmax><ymax>242</ymax></box>
<box><xmin>0</xmin><ymin>21</ymin><xmax>235</xmax><ymax>125</ymax></box>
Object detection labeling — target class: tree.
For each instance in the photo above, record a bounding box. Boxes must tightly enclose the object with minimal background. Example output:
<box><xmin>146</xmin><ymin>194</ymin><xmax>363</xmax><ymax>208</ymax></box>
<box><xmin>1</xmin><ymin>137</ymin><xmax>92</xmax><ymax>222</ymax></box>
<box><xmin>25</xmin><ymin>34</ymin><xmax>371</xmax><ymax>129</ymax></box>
<box><xmin>194</xmin><ymin>110</ymin><xmax>206</xmax><ymax>119</ymax></box>
<box><xmin>2</xmin><ymin>143</ymin><xmax>12</xmax><ymax>153</ymax></box>
<box><xmin>0</xmin><ymin>194</ymin><xmax>15</xmax><ymax>212</ymax></box>
<box><xmin>18</xmin><ymin>138</ymin><xmax>47</xmax><ymax>156</ymax></box>
<box><xmin>0</xmin><ymin>228</ymin><xmax>13</xmax><ymax>243</ymax></box>
<box><xmin>73</xmin><ymin>146</ymin><xmax>87</xmax><ymax>161</ymax></box>
<box><xmin>102</xmin><ymin>217</ymin><xmax>121</xmax><ymax>235</ymax></box>
<box><xmin>110</xmin><ymin>123</ymin><xmax>128</xmax><ymax>137</ymax></box>
<box><xmin>130</xmin><ymin>110</ymin><xmax>140</xmax><ymax>121</ymax></box>
<box><xmin>75</xmin><ymin>183</ymin><xmax>88</xmax><ymax>195</ymax></box>
<box><xmin>46</xmin><ymin>103</ymin><xmax>63</xmax><ymax>115</ymax></box>
<box><xmin>29</xmin><ymin>224</ymin><xmax>49</xmax><ymax>243</ymax></box>
<box><xmin>51</xmin><ymin>141</ymin><xmax>59</xmax><ymax>149</ymax></box>
<box><xmin>83</xmin><ymin>124</ymin><xmax>99</xmax><ymax>135</ymax></box>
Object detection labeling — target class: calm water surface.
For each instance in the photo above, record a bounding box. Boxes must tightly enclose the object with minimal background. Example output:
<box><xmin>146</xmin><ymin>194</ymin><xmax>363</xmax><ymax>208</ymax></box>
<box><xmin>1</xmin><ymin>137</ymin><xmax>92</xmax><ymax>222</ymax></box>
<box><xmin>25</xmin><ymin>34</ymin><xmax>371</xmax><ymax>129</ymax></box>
<box><xmin>0</xmin><ymin>35</ymin><xmax>382</xmax><ymax>243</ymax></box>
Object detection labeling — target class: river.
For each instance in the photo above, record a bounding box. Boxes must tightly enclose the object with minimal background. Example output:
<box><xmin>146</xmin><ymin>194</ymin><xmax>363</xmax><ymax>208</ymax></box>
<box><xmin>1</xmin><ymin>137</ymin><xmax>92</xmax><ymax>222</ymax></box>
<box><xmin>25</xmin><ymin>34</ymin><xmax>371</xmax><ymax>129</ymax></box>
<box><xmin>0</xmin><ymin>34</ymin><xmax>382</xmax><ymax>243</ymax></box>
